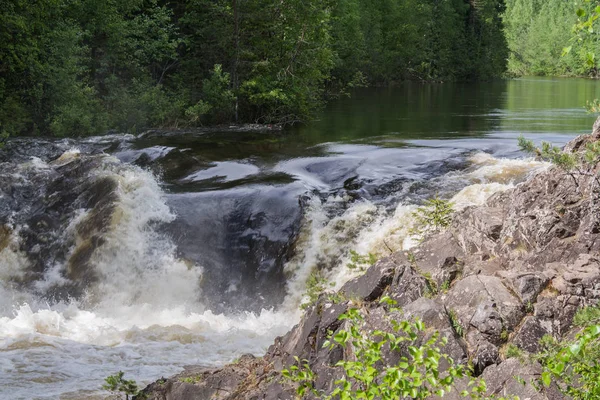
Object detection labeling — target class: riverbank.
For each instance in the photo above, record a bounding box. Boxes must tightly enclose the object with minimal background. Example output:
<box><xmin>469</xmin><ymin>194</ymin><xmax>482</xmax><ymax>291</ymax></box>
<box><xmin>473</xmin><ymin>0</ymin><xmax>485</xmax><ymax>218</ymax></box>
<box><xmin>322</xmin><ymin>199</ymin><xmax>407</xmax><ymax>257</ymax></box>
<box><xmin>139</xmin><ymin>123</ymin><xmax>600</xmax><ymax>399</ymax></box>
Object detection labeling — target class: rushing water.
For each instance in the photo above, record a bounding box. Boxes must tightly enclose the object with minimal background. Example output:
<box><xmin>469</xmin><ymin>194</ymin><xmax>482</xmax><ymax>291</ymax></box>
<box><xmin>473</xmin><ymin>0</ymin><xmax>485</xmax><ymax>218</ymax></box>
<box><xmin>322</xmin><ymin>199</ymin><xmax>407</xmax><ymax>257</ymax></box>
<box><xmin>1</xmin><ymin>77</ymin><xmax>599</xmax><ymax>399</ymax></box>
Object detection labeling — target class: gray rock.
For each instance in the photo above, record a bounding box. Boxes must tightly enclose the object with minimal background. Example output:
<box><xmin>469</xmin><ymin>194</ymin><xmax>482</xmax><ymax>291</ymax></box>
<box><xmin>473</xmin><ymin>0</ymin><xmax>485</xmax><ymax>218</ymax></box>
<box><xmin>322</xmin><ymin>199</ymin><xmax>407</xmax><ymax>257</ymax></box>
<box><xmin>340</xmin><ymin>254</ymin><xmax>397</xmax><ymax>302</ymax></box>
<box><xmin>512</xmin><ymin>316</ymin><xmax>550</xmax><ymax>353</ymax></box>
<box><xmin>386</xmin><ymin>264</ymin><xmax>429</xmax><ymax>306</ymax></box>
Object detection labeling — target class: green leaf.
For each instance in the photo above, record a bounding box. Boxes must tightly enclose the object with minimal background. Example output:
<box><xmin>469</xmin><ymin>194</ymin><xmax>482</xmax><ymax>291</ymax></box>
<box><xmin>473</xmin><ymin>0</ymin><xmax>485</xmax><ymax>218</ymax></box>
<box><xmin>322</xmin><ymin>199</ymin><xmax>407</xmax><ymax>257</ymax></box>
<box><xmin>541</xmin><ymin>371</ymin><xmax>551</xmax><ymax>387</ymax></box>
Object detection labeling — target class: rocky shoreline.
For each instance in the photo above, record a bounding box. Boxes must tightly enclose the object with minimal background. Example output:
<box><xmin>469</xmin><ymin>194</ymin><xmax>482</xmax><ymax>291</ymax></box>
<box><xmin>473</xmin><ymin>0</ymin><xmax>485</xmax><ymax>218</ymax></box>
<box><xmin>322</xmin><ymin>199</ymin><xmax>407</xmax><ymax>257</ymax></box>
<box><xmin>139</xmin><ymin>125</ymin><xmax>600</xmax><ymax>400</ymax></box>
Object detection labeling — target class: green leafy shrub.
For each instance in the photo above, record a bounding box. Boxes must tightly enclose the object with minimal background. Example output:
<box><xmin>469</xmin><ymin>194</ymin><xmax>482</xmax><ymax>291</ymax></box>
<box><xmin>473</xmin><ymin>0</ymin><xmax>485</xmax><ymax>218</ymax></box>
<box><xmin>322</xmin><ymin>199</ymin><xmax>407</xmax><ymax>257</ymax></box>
<box><xmin>202</xmin><ymin>64</ymin><xmax>236</xmax><ymax>123</ymax></box>
<box><xmin>301</xmin><ymin>270</ymin><xmax>332</xmax><ymax>310</ymax></box>
<box><xmin>49</xmin><ymin>85</ymin><xmax>108</xmax><ymax>136</ymax></box>
<box><xmin>103</xmin><ymin>371</ymin><xmax>139</xmax><ymax>400</ymax></box>
<box><xmin>347</xmin><ymin>251</ymin><xmax>377</xmax><ymax>272</ymax></box>
<box><xmin>447</xmin><ymin>309</ymin><xmax>465</xmax><ymax>338</ymax></box>
<box><xmin>185</xmin><ymin>100</ymin><xmax>212</xmax><ymax>125</ymax></box>
<box><xmin>411</xmin><ymin>196</ymin><xmax>454</xmax><ymax>237</ymax></box>
<box><xmin>574</xmin><ymin>304</ymin><xmax>600</xmax><ymax>327</ymax></box>
<box><xmin>138</xmin><ymin>82</ymin><xmax>186</xmax><ymax>128</ymax></box>
<box><xmin>284</xmin><ymin>297</ymin><xmax>515</xmax><ymax>399</ymax></box>
<box><xmin>0</xmin><ymin>130</ymin><xmax>8</xmax><ymax>148</ymax></box>
<box><xmin>517</xmin><ymin>135</ymin><xmax>600</xmax><ymax>190</ymax></box>
<box><xmin>539</xmin><ymin>324</ymin><xmax>600</xmax><ymax>399</ymax></box>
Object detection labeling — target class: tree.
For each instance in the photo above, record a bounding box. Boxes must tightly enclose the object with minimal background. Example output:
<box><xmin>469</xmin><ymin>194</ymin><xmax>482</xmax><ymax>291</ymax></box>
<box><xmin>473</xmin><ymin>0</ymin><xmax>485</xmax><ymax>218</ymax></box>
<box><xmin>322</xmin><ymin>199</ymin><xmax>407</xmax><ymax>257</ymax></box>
<box><xmin>0</xmin><ymin>0</ymin><xmax>509</xmax><ymax>137</ymax></box>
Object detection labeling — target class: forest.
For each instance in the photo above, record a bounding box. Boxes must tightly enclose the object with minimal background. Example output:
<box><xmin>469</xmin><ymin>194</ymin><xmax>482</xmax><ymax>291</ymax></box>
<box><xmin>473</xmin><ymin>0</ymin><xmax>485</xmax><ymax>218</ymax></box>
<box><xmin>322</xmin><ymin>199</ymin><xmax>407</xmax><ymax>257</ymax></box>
<box><xmin>2</xmin><ymin>0</ymin><xmax>599</xmax><ymax>138</ymax></box>
<box><xmin>1</xmin><ymin>0</ymin><xmax>507</xmax><ymax>137</ymax></box>
<box><xmin>503</xmin><ymin>0</ymin><xmax>600</xmax><ymax>77</ymax></box>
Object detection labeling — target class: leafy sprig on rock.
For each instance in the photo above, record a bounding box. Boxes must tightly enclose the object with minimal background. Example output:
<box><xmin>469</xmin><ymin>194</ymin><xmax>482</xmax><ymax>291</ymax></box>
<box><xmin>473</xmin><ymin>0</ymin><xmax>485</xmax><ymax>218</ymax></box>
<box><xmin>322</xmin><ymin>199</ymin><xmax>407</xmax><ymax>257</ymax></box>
<box><xmin>283</xmin><ymin>297</ymin><xmax>517</xmax><ymax>400</ymax></box>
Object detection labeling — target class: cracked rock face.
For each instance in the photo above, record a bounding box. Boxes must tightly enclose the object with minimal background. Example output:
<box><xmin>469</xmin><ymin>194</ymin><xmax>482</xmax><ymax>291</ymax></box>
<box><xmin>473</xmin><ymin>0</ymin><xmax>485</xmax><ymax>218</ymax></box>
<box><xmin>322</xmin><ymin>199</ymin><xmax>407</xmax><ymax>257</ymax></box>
<box><xmin>139</xmin><ymin>128</ymin><xmax>600</xmax><ymax>400</ymax></box>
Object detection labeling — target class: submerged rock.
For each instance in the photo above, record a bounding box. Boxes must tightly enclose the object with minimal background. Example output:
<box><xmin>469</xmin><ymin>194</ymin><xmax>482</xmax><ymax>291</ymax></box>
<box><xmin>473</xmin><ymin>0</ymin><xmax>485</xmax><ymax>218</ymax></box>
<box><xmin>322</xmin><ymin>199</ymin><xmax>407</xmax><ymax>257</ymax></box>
<box><xmin>139</xmin><ymin>124</ymin><xmax>600</xmax><ymax>399</ymax></box>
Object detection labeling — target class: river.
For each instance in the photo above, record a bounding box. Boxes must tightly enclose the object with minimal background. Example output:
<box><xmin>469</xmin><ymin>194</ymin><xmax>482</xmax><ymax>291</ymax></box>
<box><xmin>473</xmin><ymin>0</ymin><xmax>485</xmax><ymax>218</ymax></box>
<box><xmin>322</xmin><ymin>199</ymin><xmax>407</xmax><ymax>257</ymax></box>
<box><xmin>0</xmin><ymin>77</ymin><xmax>598</xmax><ymax>399</ymax></box>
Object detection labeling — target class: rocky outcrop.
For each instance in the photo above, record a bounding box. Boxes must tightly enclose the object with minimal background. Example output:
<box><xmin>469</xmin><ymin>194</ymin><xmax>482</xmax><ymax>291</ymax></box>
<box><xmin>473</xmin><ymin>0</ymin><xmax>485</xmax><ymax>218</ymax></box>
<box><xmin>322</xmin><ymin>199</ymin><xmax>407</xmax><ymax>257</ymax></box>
<box><xmin>140</xmin><ymin>127</ymin><xmax>600</xmax><ymax>399</ymax></box>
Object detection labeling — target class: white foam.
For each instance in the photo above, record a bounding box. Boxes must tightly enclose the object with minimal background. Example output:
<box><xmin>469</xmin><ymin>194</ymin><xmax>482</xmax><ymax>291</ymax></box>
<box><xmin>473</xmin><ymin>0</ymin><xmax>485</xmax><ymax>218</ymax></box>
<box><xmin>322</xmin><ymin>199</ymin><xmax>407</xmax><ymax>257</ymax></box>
<box><xmin>282</xmin><ymin>152</ymin><xmax>548</xmax><ymax>308</ymax></box>
<box><xmin>0</xmin><ymin>153</ymin><xmax>297</xmax><ymax>399</ymax></box>
<box><xmin>465</xmin><ymin>152</ymin><xmax>548</xmax><ymax>184</ymax></box>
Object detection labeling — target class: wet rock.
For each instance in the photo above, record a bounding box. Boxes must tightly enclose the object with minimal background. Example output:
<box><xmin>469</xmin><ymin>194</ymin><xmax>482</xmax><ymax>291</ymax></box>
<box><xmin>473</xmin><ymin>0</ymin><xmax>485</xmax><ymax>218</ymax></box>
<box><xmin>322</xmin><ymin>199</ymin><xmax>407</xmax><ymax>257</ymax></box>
<box><xmin>340</xmin><ymin>254</ymin><xmax>397</xmax><ymax>301</ymax></box>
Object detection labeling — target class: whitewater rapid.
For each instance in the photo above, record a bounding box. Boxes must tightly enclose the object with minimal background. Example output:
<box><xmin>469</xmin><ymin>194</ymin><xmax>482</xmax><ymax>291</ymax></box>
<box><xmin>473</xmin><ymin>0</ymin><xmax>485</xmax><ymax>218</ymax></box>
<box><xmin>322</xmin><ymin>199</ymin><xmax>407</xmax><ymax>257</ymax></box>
<box><xmin>0</xmin><ymin>149</ymin><xmax>546</xmax><ymax>399</ymax></box>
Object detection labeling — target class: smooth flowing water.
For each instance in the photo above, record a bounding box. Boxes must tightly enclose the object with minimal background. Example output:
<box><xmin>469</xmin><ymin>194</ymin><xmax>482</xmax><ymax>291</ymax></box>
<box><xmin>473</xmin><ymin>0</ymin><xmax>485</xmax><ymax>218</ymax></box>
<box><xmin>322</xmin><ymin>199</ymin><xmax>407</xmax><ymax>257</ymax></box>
<box><xmin>1</xmin><ymin>77</ymin><xmax>599</xmax><ymax>399</ymax></box>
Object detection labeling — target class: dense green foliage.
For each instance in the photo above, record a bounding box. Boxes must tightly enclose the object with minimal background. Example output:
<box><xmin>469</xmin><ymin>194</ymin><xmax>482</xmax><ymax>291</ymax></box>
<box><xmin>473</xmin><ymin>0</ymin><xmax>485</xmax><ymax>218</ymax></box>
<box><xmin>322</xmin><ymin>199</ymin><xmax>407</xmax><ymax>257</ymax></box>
<box><xmin>103</xmin><ymin>371</ymin><xmax>140</xmax><ymax>400</ymax></box>
<box><xmin>411</xmin><ymin>196</ymin><xmax>454</xmax><ymax>237</ymax></box>
<box><xmin>538</xmin><ymin>305</ymin><xmax>600</xmax><ymax>399</ymax></box>
<box><xmin>283</xmin><ymin>297</ymin><xmax>515</xmax><ymax>399</ymax></box>
<box><xmin>518</xmin><ymin>135</ymin><xmax>600</xmax><ymax>183</ymax></box>
<box><xmin>1</xmin><ymin>0</ymin><xmax>507</xmax><ymax>137</ymax></box>
<box><xmin>503</xmin><ymin>0</ymin><xmax>600</xmax><ymax>76</ymax></box>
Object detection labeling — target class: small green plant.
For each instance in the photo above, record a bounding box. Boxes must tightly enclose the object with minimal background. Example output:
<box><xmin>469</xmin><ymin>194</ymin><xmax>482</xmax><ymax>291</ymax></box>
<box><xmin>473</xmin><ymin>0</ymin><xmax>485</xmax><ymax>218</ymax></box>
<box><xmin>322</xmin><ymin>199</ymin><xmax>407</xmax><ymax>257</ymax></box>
<box><xmin>284</xmin><ymin>297</ymin><xmax>515</xmax><ymax>399</ymax></box>
<box><xmin>539</xmin><ymin>324</ymin><xmax>600</xmax><ymax>399</ymax></box>
<box><xmin>517</xmin><ymin>135</ymin><xmax>600</xmax><ymax>190</ymax></box>
<box><xmin>103</xmin><ymin>371</ymin><xmax>139</xmax><ymax>400</ymax></box>
<box><xmin>517</xmin><ymin>135</ymin><xmax>537</xmax><ymax>154</ymax></box>
<box><xmin>440</xmin><ymin>280</ymin><xmax>451</xmax><ymax>293</ymax></box>
<box><xmin>513</xmin><ymin>375</ymin><xmax>526</xmax><ymax>386</ymax></box>
<box><xmin>325</xmin><ymin>291</ymin><xmax>346</xmax><ymax>305</ymax></box>
<box><xmin>447</xmin><ymin>309</ymin><xmax>465</xmax><ymax>338</ymax></box>
<box><xmin>504</xmin><ymin>344</ymin><xmax>524</xmax><ymax>360</ymax></box>
<box><xmin>420</xmin><ymin>271</ymin><xmax>438</xmax><ymax>294</ymax></box>
<box><xmin>301</xmin><ymin>270</ymin><xmax>332</xmax><ymax>310</ymax></box>
<box><xmin>347</xmin><ymin>250</ymin><xmax>378</xmax><ymax>272</ymax></box>
<box><xmin>423</xmin><ymin>286</ymin><xmax>436</xmax><ymax>299</ymax></box>
<box><xmin>518</xmin><ymin>136</ymin><xmax>578</xmax><ymax>170</ymax></box>
<box><xmin>585</xmin><ymin>99</ymin><xmax>600</xmax><ymax>114</ymax></box>
<box><xmin>584</xmin><ymin>140</ymin><xmax>600</xmax><ymax>165</ymax></box>
<box><xmin>179</xmin><ymin>376</ymin><xmax>201</xmax><ymax>384</ymax></box>
<box><xmin>573</xmin><ymin>304</ymin><xmax>600</xmax><ymax>327</ymax></box>
<box><xmin>406</xmin><ymin>251</ymin><xmax>417</xmax><ymax>265</ymax></box>
<box><xmin>500</xmin><ymin>329</ymin><xmax>509</xmax><ymax>342</ymax></box>
<box><xmin>525</xmin><ymin>301</ymin><xmax>534</xmax><ymax>314</ymax></box>
<box><xmin>411</xmin><ymin>196</ymin><xmax>454</xmax><ymax>236</ymax></box>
